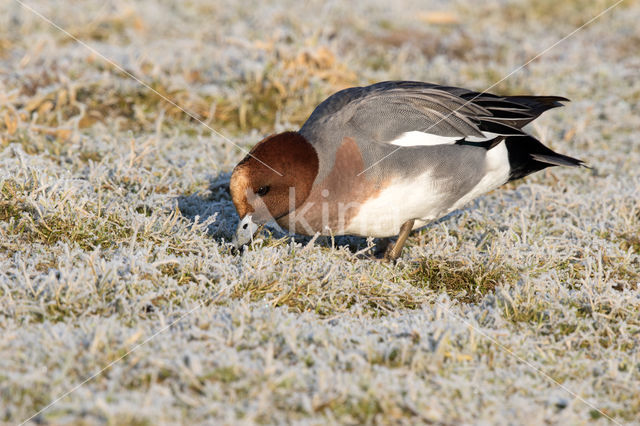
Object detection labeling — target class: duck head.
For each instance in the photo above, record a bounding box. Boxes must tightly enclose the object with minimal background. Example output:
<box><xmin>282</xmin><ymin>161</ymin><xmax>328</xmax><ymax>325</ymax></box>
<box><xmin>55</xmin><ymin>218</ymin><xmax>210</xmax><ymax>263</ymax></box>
<box><xmin>229</xmin><ymin>131</ymin><xmax>319</xmax><ymax>246</ymax></box>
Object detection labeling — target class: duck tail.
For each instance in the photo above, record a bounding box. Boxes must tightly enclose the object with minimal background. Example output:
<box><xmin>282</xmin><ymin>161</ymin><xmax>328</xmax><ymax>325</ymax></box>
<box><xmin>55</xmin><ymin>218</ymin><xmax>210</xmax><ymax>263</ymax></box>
<box><xmin>503</xmin><ymin>135</ymin><xmax>587</xmax><ymax>181</ymax></box>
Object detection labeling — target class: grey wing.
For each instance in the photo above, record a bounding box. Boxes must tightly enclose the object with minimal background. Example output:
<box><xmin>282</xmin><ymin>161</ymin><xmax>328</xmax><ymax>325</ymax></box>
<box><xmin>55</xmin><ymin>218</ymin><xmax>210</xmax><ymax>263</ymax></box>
<box><xmin>300</xmin><ymin>81</ymin><xmax>567</xmax><ymax>147</ymax></box>
<box><xmin>346</xmin><ymin>86</ymin><xmax>490</xmax><ymax>142</ymax></box>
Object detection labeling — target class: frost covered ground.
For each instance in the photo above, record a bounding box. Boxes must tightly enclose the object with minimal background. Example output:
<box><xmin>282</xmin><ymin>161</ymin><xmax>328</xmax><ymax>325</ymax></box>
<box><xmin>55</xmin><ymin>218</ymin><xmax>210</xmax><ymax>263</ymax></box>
<box><xmin>1</xmin><ymin>0</ymin><xmax>639</xmax><ymax>424</ymax></box>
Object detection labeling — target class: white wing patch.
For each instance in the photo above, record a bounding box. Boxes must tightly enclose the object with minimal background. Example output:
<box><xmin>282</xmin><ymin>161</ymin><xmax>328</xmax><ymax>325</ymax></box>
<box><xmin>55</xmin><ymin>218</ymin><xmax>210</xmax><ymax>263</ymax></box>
<box><xmin>390</xmin><ymin>131</ymin><xmax>458</xmax><ymax>147</ymax></box>
<box><xmin>389</xmin><ymin>131</ymin><xmax>500</xmax><ymax>147</ymax></box>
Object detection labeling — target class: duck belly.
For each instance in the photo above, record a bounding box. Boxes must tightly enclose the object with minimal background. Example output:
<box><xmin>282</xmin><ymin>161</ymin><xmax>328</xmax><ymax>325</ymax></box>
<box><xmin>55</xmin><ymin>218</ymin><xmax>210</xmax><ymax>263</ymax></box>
<box><xmin>344</xmin><ymin>142</ymin><xmax>510</xmax><ymax>237</ymax></box>
<box><xmin>343</xmin><ymin>174</ymin><xmax>458</xmax><ymax>237</ymax></box>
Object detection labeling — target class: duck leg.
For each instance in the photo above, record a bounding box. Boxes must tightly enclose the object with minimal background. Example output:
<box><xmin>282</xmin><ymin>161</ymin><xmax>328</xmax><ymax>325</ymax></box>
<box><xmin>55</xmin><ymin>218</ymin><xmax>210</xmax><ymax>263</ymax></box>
<box><xmin>384</xmin><ymin>219</ymin><xmax>415</xmax><ymax>262</ymax></box>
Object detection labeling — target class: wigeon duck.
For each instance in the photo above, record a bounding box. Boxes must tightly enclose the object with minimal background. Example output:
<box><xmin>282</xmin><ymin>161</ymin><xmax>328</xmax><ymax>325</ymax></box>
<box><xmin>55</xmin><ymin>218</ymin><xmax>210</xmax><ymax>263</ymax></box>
<box><xmin>230</xmin><ymin>81</ymin><xmax>585</xmax><ymax>260</ymax></box>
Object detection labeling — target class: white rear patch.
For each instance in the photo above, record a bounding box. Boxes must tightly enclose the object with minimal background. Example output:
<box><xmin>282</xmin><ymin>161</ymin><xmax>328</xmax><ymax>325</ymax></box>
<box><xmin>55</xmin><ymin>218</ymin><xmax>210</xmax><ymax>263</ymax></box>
<box><xmin>449</xmin><ymin>141</ymin><xmax>510</xmax><ymax>211</ymax></box>
<box><xmin>345</xmin><ymin>141</ymin><xmax>511</xmax><ymax>237</ymax></box>
<box><xmin>390</xmin><ymin>130</ymin><xmax>499</xmax><ymax>147</ymax></box>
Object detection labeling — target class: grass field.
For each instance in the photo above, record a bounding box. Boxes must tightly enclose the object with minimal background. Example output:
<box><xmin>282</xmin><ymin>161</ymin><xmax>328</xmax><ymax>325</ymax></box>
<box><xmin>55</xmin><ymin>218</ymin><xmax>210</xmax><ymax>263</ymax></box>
<box><xmin>1</xmin><ymin>0</ymin><xmax>639</xmax><ymax>424</ymax></box>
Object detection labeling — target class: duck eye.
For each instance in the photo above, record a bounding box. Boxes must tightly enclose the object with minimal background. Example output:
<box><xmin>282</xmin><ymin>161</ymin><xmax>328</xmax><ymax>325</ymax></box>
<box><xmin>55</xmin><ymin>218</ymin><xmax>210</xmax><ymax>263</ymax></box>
<box><xmin>256</xmin><ymin>186</ymin><xmax>270</xmax><ymax>196</ymax></box>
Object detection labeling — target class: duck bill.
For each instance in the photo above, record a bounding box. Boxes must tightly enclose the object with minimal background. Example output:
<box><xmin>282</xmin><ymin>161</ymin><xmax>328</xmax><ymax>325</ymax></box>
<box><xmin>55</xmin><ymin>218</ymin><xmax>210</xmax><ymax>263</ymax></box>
<box><xmin>232</xmin><ymin>215</ymin><xmax>260</xmax><ymax>247</ymax></box>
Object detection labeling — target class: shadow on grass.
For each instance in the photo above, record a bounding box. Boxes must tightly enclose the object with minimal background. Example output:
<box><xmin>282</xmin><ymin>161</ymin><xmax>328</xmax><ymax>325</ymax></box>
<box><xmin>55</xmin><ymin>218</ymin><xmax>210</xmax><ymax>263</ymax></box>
<box><xmin>176</xmin><ymin>173</ymin><xmax>237</xmax><ymax>244</ymax></box>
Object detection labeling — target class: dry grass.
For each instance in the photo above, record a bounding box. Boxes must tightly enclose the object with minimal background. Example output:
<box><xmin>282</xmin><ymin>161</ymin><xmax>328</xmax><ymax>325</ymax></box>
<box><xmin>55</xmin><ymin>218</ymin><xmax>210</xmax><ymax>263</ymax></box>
<box><xmin>1</xmin><ymin>0</ymin><xmax>639</xmax><ymax>424</ymax></box>
<box><xmin>404</xmin><ymin>257</ymin><xmax>519</xmax><ymax>304</ymax></box>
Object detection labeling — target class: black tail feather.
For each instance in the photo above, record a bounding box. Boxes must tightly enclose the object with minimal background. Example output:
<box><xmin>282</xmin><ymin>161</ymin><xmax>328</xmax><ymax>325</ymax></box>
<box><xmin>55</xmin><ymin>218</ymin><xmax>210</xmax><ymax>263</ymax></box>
<box><xmin>529</xmin><ymin>153</ymin><xmax>584</xmax><ymax>168</ymax></box>
<box><xmin>505</xmin><ymin>135</ymin><xmax>585</xmax><ymax>181</ymax></box>
<box><xmin>480</xmin><ymin>109</ymin><xmax>537</xmax><ymax>120</ymax></box>
<box><xmin>505</xmin><ymin>95</ymin><xmax>570</xmax><ymax>110</ymax></box>
<box><xmin>450</xmin><ymin>89</ymin><xmax>583</xmax><ymax>181</ymax></box>
<box><xmin>478</xmin><ymin>119</ymin><xmax>525</xmax><ymax>136</ymax></box>
<box><xmin>461</xmin><ymin>93</ymin><xmax>570</xmax><ymax>129</ymax></box>
<box><xmin>505</xmin><ymin>95</ymin><xmax>571</xmax><ymax>109</ymax></box>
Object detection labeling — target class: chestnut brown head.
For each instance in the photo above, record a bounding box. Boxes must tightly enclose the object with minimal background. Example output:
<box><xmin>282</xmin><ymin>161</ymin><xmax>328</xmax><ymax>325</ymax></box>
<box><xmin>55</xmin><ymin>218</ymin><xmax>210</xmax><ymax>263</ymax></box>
<box><xmin>229</xmin><ymin>131</ymin><xmax>319</xmax><ymax>245</ymax></box>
